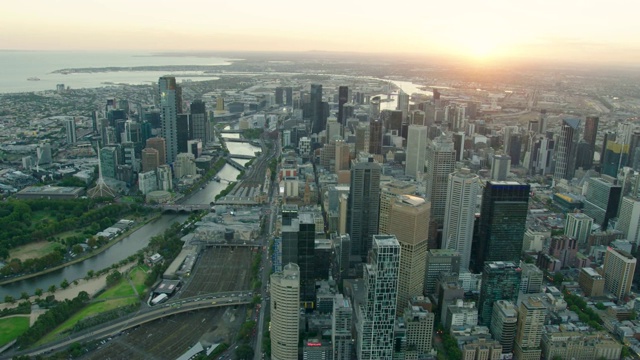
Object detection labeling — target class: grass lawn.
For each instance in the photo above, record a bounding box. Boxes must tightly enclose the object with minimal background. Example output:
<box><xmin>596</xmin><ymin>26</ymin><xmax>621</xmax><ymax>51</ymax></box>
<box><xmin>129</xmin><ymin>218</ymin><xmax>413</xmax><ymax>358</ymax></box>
<box><xmin>9</xmin><ymin>241</ymin><xmax>62</xmax><ymax>262</ymax></box>
<box><xmin>0</xmin><ymin>316</ymin><xmax>30</xmax><ymax>347</ymax></box>
<box><xmin>36</xmin><ymin>297</ymin><xmax>138</xmax><ymax>345</ymax></box>
<box><xmin>98</xmin><ymin>280</ymin><xmax>136</xmax><ymax>299</ymax></box>
<box><xmin>129</xmin><ymin>266</ymin><xmax>149</xmax><ymax>295</ymax></box>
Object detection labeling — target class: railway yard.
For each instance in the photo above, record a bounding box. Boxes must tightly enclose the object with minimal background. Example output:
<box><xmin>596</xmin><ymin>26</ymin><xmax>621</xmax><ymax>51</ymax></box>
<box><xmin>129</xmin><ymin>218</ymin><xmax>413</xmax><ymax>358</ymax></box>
<box><xmin>79</xmin><ymin>247</ymin><xmax>256</xmax><ymax>360</ymax></box>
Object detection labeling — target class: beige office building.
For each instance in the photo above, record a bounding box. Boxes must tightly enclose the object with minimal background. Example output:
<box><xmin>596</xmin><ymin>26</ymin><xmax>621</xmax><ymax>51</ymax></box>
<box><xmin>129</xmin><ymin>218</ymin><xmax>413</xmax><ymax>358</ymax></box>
<box><xmin>270</xmin><ymin>263</ymin><xmax>300</xmax><ymax>360</ymax></box>
<box><xmin>378</xmin><ymin>181</ymin><xmax>417</xmax><ymax>234</ymax></box>
<box><xmin>389</xmin><ymin>195</ymin><xmax>430</xmax><ymax>314</ymax></box>
<box><xmin>603</xmin><ymin>247</ymin><xmax>636</xmax><ymax>300</ymax></box>
<box><xmin>514</xmin><ymin>297</ymin><xmax>545</xmax><ymax>360</ymax></box>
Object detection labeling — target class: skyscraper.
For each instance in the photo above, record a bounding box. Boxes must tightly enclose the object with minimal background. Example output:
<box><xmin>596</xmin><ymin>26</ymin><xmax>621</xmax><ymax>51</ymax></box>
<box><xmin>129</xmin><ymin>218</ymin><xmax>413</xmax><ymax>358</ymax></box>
<box><xmin>617</xmin><ymin>196</ymin><xmax>640</xmax><ymax>245</ymax></box>
<box><xmin>425</xmin><ymin>134</ymin><xmax>457</xmax><ymax>228</ymax></box>
<box><xmin>190</xmin><ymin>100</ymin><xmax>210</xmax><ymax>145</ymax></box>
<box><xmin>491</xmin><ymin>154</ymin><xmax>511</xmax><ymax>181</ymax></box>
<box><xmin>64</xmin><ymin>118</ymin><xmax>77</xmax><ymax>144</ymax></box>
<box><xmin>397</xmin><ymin>90</ymin><xmax>409</xmax><ymax>121</ymax></box>
<box><xmin>583</xmin><ymin>177</ymin><xmax>621</xmax><ymax>230</ymax></box>
<box><xmin>310</xmin><ymin>84</ymin><xmax>326</xmax><ymax>135</ymax></box>
<box><xmin>478</xmin><ymin>261</ymin><xmax>521</xmax><ymax>327</ymax></box>
<box><xmin>564</xmin><ymin>212</ymin><xmax>594</xmax><ymax>245</ymax></box>
<box><xmin>443</xmin><ymin>168</ymin><xmax>479</xmax><ymax>270</ymax></box>
<box><xmin>338</xmin><ymin>86</ymin><xmax>348</xmax><ymax>124</ymax></box>
<box><xmin>369</xmin><ymin>119</ymin><xmax>383</xmax><ymax>155</ymax></box>
<box><xmin>490</xmin><ymin>300</ymin><xmax>518</xmax><ymax>355</ymax></box>
<box><xmin>554</xmin><ymin>118</ymin><xmax>581</xmax><ymax>181</ymax></box>
<box><xmin>270</xmin><ymin>263</ymin><xmax>300</xmax><ymax>360</ymax></box>
<box><xmin>514</xmin><ymin>296</ymin><xmax>545</xmax><ymax>360</ymax></box>
<box><xmin>332</xmin><ymin>294</ymin><xmax>353</xmax><ymax>360</ymax></box>
<box><xmin>297</xmin><ymin>213</ymin><xmax>316</xmax><ymax>305</ymax></box>
<box><xmin>176</xmin><ymin>113</ymin><xmax>190</xmax><ymax>154</ymax></box>
<box><xmin>424</xmin><ymin>249</ymin><xmax>460</xmax><ymax>295</ymax></box>
<box><xmin>389</xmin><ymin>195</ymin><xmax>430</xmax><ymax>313</ymax></box>
<box><xmin>475</xmin><ymin>181</ymin><xmax>530</xmax><ymax>273</ymax></box>
<box><xmin>583</xmin><ymin>116</ymin><xmax>599</xmax><ymax>169</ymax></box>
<box><xmin>405</xmin><ymin>125</ymin><xmax>428</xmax><ymax>178</ymax></box>
<box><xmin>404</xmin><ymin>296</ymin><xmax>435</xmax><ymax>355</ymax></box>
<box><xmin>347</xmin><ymin>158</ymin><xmax>381</xmax><ymax>263</ymax></box>
<box><xmin>379</xmin><ymin>181</ymin><xmax>417</xmax><ymax>235</ymax></box>
<box><xmin>146</xmin><ymin>137</ymin><xmax>166</xmax><ymax>165</ymax></box>
<box><xmin>356</xmin><ymin>235</ymin><xmax>400</xmax><ymax>360</ymax></box>
<box><xmin>159</xmin><ymin>76</ymin><xmax>182</xmax><ymax>164</ymax></box>
<box><xmin>603</xmin><ymin>247</ymin><xmax>636</xmax><ymax>300</ymax></box>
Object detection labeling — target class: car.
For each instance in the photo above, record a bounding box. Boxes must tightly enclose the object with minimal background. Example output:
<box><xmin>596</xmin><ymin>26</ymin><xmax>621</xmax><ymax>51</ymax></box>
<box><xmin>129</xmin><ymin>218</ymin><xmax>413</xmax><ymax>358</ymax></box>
<box><xmin>212</xmin><ymin>301</ymin><xmax>217</xmax><ymax>304</ymax></box>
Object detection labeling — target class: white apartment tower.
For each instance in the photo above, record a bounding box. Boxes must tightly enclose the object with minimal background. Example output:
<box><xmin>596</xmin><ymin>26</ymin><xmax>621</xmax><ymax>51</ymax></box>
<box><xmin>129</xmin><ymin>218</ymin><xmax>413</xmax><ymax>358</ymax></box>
<box><xmin>514</xmin><ymin>297</ymin><xmax>545</xmax><ymax>360</ymax></box>
<box><xmin>270</xmin><ymin>263</ymin><xmax>300</xmax><ymax>360</ymax></box>
<box><xmin>565</xmin><ymin>212</ymin><xmax>594</xmax><ymax>245</ymax></box>
<box><xmin>617</xmin><ymin>196</ymin><xmax>640</xmax><ymax>245</ymax></box>
<box><xmin>443</xmin><ymin>168</ymin><xmax>479</xmax><ymax>270</ymax></box>
<box><xmin>425</xmin><ymin>134</ymin><xmax>457</xmax><ymax>227</ymax></box>
<box><xmin>356</xmin><ymin>235</ymin><xmax>400</xmax><ymax>360</ymax></box>
<box><xmin>405</xmin><ymin>125</ymin><xmax>428</xmax><ymax>179</ymax></box>
<box><xmin>603</xmin><ymin>247</ymin><xmax>637</xmax><ymax>300</ymax></box>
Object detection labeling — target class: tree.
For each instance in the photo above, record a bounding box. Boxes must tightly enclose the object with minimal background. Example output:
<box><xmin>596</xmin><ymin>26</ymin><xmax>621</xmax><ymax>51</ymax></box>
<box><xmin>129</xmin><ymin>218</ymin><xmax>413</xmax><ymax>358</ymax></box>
<box><xmin>4</xmin><ymin>295</ymin><xmax>15</xmax><ymax>304</ymax></box>
<box><xmin>234</xmin><ymin>344</ymin><xmax>254</xmax><ymax>360</ymax></box>
<box><xmin>553</xmin><ymin>272</ymin><xmax>564</xmax><ymax>286</ymax></box>
<box><xmin>60</xmin><ymin>279</ymin><xmax>70</xmax><ymax>289</ymax></box>
<box><xmin>48</xmin><ymin>284</ymin><xmax>57</xmax><ymax>293</ymax></box>
<box><xmin>20</xmin><ymin>292</ymin><xmax>30</xmax><ymax>300</ymax></box>
<box><xmin>595</xmin><ymin>302</ymin><xmax>606</xmax><ymax>310</ymax></box>
<box><xmin>35</xmin><ymin>288</ymin><xmax>43</xmax><ymax>297</ymax></box>
<box><xmin>72</xmin><ymin>244</ymin><xmax>84</xmax><ymax>255</ymax></box>
<box><xmin>86</xmin><ymin>269</ymin><xmax>95</xmax><ymax>279</ymax></box>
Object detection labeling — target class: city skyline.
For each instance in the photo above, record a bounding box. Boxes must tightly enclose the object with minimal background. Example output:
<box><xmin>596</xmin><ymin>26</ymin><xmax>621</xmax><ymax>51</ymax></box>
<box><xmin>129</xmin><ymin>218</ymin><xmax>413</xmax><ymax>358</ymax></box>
<box><xmin>2</xmin><ymin>0</ymin><xmax>640</xmax><ymax>67</ymax></box>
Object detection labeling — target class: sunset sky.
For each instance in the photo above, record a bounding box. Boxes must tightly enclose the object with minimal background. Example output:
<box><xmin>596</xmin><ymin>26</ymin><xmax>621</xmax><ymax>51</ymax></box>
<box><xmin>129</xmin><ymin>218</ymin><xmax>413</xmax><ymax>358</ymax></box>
<box><xmin>1</xmin><ymin>0</ymin><xmax>639</xmax><ymax>65</ymax></box>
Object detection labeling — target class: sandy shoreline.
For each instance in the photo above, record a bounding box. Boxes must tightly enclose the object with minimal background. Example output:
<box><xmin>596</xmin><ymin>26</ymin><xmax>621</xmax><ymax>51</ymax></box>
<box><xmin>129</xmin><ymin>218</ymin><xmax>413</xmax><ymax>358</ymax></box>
<box><xmin>0</xmin><ymin>262</ymin><xmax>137</xmax><ymax>311</ymax></box>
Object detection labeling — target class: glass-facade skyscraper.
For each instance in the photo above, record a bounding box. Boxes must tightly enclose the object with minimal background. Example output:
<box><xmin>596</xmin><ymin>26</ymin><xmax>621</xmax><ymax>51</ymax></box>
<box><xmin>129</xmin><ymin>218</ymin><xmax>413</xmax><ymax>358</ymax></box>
<box><xmin>159</xmin><ymin>76</ymin><xmax>182</xmax><ymax>164</ymax></box>
<box><xmin>347</xmin><ymin>158</ymin><xmax>381</xmax><ymax>263</ymax></box>
<box><xmin>474</xmin><ymin>181</ymin><xmax>530</xmax><ymax>273</ymax></box>
<box><xmin>478</xmin><ymin>261</ymin><xmax>522</xmax><ymax>327</ymax></box>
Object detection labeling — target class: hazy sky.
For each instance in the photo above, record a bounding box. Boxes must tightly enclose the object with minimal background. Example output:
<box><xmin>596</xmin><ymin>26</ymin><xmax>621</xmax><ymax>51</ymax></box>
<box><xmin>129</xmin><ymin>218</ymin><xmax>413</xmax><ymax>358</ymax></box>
<box><xmin>2</xmin><ymin>0</ymin><xmax>639</xmax><ymax>65</ymax></box>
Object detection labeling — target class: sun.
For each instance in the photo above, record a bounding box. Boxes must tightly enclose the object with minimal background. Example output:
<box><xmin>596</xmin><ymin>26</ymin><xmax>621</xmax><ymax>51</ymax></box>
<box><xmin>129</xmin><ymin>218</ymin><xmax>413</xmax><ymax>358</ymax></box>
<box><xmin>467</xmin><ymin>40</ymin><xmax>495</xmax><ymax>60</ymax></box>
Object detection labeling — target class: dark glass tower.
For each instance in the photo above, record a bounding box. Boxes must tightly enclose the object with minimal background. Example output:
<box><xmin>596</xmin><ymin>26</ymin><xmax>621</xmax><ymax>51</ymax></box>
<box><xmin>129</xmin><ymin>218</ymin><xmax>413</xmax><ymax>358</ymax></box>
<box><xmin>478</xmin><ymin>261</ymin><xmax>521</xmax><ymax>327</ymax></box>
<box><xmin>338</xmin><ymin>86</ymin><xmax>349</xmax><ymax>124</ymax></box>
<box><xmin>176</xmin><ymin>114</ymin><xmax>190</xmax><ymax>154</ymax></box>
<box><xmin>583</xmin><ymin>116</ymin><xmax>599</xmax><ymax>169</ymax></box>
<box><xmin>474</xmin><ymin>181</ymin><xmax>530</xmax><ymax>273</ymax></box>
<box><xmin>369</xmin><ymin>119</ymin><xmax>383</xmax><ymax>154</ymax></box>
<box><xmin>310</xmin><ymin>84</ymin><xmax>326</xmax><ymax>135</ymax></box>
<box><xmin>190</xmin><ymin>100</ymin><xmax>209</xmax><ymax>145</ymax></box>
<box><xmin>347</xmin><ymin>158</ymin><xmax>381</xmax><ymax>263</ymax></box>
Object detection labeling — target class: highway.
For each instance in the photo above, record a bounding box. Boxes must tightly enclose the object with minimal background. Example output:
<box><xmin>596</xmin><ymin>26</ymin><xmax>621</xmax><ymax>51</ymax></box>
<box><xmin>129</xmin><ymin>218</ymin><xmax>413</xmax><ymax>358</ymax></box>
<box><xmin>254</xmin><ymin>132</ymin><xmax>280</xmax><ymax>360</ymax></box>
<box><xmin>2</xmin><ymin>292</ymin><xmax>252</xmax><ymax>360</ymax></box>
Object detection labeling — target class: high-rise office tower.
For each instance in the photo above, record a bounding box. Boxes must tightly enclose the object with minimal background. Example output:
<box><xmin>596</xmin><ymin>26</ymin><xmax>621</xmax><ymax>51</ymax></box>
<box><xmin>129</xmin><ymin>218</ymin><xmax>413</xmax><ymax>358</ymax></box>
<box><xmin>514</xmin><ymin>296</ymin><xmax>545</xmax><ymax>360</ymax></box>
<box><xmin>405</xmin><ymin>125</ymin><xmax>428</xmax><ymax>178</ymax></box>
<box><xmin>275</xmin><ymin>87</ymin><xmax>284</xmax><ymax>105</ymax></box>
<box><xmin>146</xmin><ymin>137</ymin><xmax>166</xmax><ymax>165</ymax></box>
<box><xmin>478</xmin><ymin>261</ymin><xmax>521</xmax><ymax>327</ymax></box>
<box><xmin>159</xmin><ymin>76</ymin><xmax>182</xmax><ymax>164</ymax></box>
<box><xmin>338</xmin><ymin>86</ymin><xmax>348</xmax><ymax>124</ymax></box>
<box><xmin>370</xmin><ymin>96</ymin><xmax>381</xmax><ymax>119</ymax></box>
<box><xmin>475</xmin><ymin>181</ymin><xmax>530</xmax><ymax>273</ymax></box>
<box><xmin>424</xmin><ymin>249</ymin><xmax>460</xmax><ymax>295</ymax></box>
<box><xmin>379</xmin><ymin>181</ymin><xmax>417</xmax><ymax>235</ymax></box>
<box><xmin>603</xmin><ymin>247</ymin><xmax>636</xmax><ymax>300</ymax></box>
<box><xmin>310</xmin><ymin>84</ymin><xmax>326</xmax><ymax>134</ymax></box>
<box><xmin>355</xmin><ymin>124</ymin><xmax>370</xmax><ymax>154</ymax></box>
<box><xmin>369</xmin><ymin>119</ymin><xmax>383</xmax><ymax>154</ymax></box>
<box><xmin>280</xmin><ymin>210</ymin><xmax>316</xmax><ymax>305</ymax></box>
<box><xmin>389</xmin><ymin>195</ymin><xmax>430</xmax><ymax>313</ymax></box>
<box><xmin>334</xmin><ymin>140</ymin><xmax>350</xmax><ymax>173</ymax></box>
<box><xmin>99</xmin><ymin>146</ymin><xmax>119</xmax><ymax>179</ymax></box>
<box><xmin>503</xmin><ymin>126</ymin><xmax>519</xmax><ymax>154</ymax></box>
<box><xmin>617</xmin><ymin>196</ymin><xmax>640</xmax><ymax>245</ymax></box>
<box><xmin>529</xmin><ymin>134</ymin><xmax>555</xmax><ymax>176</ymax></box>
<box><xmin>397</xmin><ymin>90</ymin><xmax>410</xmax><ymax>121</ymax></box>
<box><xmin>332</xmin><ymin>294</ymin><xmax>353</xmax><ymax>360</ymax></box>
<box><xmin>508</xmin><ymin>135</ymin><xmax>522</xmax><ymax>166</ymax></box>
<box><xmin>142</xmin><ymin>148</ymin><xmax>160</xmax><ymax>172</ymax></box>
<box><xmin>452</xmin><ymin>132</ymin><xmax>465</xmax><ymax>161</ymax></box>
<box><xmin>491</xmin><ymin>154</ymin><xmax>511</xmax><ymax>181</ymax></box>
<box><xmin>356</xmin><ymin>235</ymin><xmax>400</xmax><ymax>360</ymax></box>
<box><xmin>602</xmin><ymin>134</ymin><xmax>631</xmax><ymax>177</ymax></box>
<box><xmin>490</xmin><ymin>300</ymin><xmax>518</xmax><ymax>355</ymax></box>
<box><xmin>347</xmin><ymin>158</ymin><xmax>381</xmax><ymax>263</ymax></box>
<box><xmin>64</xmin><ymin>118</ymin><xmax>77</xmax><ymax>144</ymax></box>
<box><xmin>554</xmin><ymin>118</ymin><xmax>581</xmax><ymax>181</ymax></box>
<box><xmin>425</xmin><ymin>134</ymin><xmax>457</xmax><ymax>228</ymax></box>
<box><xmin>285</xmin><ymin>87</ymin><xmax>293</xmax><ymax>106</ymax></box>
<box><xmin>190</xmin><ymin>100</ymin><xmax>210</xmax><ymax>145</ymax></box>
<box><xmin>176</xmin><ymin>114</ymin><xmax>190</xmax><ymax>154</ymax></box>
<box><xmin>564</xmin><ymin>212</ymin><xmax>594</xmax><ymax>245</ymax></box>
<box><xmin>270</xmin><ymin>263</ymin><xmax>300</xmax><ymax>360</ymax></box>
<box><xmin>443</xmin><ymin>168</ymin><xmax>479</xmax><ymax>270</ymax></box>
<box><xmin>583</xmin><ymin>115</ymin><xmax>599</xmax><ymax>169</ymax></box>
<box><xmin>519</xmin><ymin>263</ymin><xmax>544</xmax><ymax>294</ymax></box>
<box><xmin>583</xmin><ymin>177</ymin><xmax>621</xmax><ymax>230</ymax></box>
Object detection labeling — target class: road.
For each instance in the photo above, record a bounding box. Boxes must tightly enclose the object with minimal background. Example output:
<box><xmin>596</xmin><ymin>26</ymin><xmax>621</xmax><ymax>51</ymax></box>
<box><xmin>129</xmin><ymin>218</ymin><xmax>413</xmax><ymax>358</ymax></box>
<box><xmin>2</xmin><ymin>292</ymin><xmax>252</xmax><ymax>360</ymax></box>
<box><xmin>254</xmin><ymin>132</ymin><xmax>280</xmax><ymax>360</ymax></box>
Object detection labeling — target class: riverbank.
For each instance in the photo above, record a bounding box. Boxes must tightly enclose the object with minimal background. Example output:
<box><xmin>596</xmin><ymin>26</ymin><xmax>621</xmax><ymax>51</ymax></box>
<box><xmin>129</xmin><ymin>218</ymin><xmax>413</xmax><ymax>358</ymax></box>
<box><xmin>0</xmin><ymin>262</ymin><xmax>137</xmax><ymax>312</ymax></box>
<box><xmin>0</xmin><ymin>212</ymin><xmax>161</xmax><ymax>287</ymax></box>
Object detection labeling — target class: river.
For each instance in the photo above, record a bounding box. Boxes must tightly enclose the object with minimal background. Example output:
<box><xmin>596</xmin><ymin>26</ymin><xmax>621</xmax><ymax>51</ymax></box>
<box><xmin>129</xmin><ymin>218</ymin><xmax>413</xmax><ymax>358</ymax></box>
<box><xmin>0</xmin><ymin>160</ymin><xmax>251</xmax><ymax>299</ymax></box>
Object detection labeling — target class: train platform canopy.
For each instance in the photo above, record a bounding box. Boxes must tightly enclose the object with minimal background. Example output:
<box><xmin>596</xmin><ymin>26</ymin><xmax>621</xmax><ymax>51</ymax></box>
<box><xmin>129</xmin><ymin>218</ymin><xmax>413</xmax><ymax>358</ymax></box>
<box><xmin>155</xmin><ymin>279</ymin><xmax>181</xmax><ymax>295</ymax></box>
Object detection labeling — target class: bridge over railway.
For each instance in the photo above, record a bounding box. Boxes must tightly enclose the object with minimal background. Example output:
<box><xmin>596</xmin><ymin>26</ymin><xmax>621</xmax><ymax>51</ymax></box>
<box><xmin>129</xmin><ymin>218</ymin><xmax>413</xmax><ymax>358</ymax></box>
<box><xmin>3</xmin><ymin>292</ymin><xmax>253</xmax><ymax>359</ymax></box>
